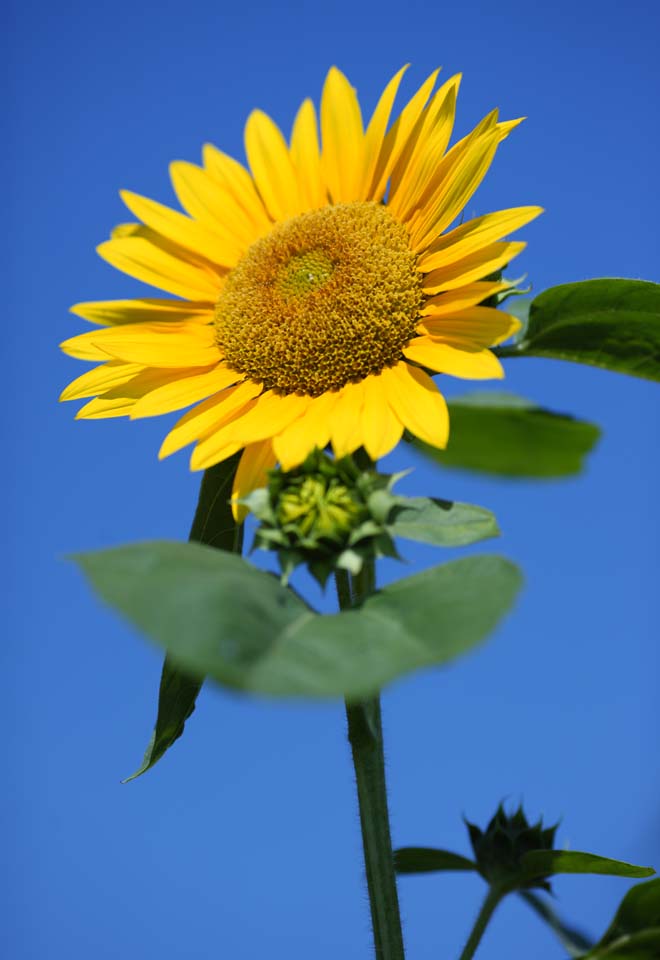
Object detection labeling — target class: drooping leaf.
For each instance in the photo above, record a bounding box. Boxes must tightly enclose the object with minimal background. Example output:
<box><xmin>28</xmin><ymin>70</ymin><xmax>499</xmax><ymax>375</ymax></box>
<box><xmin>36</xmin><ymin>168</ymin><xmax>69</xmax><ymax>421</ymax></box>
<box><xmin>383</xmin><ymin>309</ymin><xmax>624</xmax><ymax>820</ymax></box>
<box><xmin>521</xmin><ymin>850</ymin><xmax>654</xmax><ymax>882</ymax></box>
<box><xmin>123</xmin><ymin>660</ymin><xmax>203</xmax><ymax>783</ymax></box>
<box><xmin>413</xmin><ymin>392</ymin><xmax>600</xmax><ymax>478</ymax></box>
<box><xmin>394</xmin><ymin>847</ymin><xmax>477</xmax><ymax>874</ymax></box>
<box><xmin>497</xmin><ymin>279</ymin><xmax>660</xmax><ymax>381</ymax></box>
<box><xmin>387</xmin><ymin>497</ymin><xmax>499</xmax><ymax>547</ymax></box>
<box><xmin>126</xmin><ymin>454</ymin><xmax>242</xmax><ymax>780</ymax></box>
<box><xmin>74</xmin><ymin>545</ymin><xmax>522</xmax><ymax>701</ymax></box>
<box><xmin>519</xmin><ymin>891</ymin><xmax>594</xmax><ymax>957</ymax></box>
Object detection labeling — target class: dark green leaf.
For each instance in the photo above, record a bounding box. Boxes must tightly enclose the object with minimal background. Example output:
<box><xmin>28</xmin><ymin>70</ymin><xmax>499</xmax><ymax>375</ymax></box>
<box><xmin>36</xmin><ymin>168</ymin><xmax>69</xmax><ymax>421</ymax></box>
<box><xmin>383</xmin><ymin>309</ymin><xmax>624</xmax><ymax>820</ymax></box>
<box><xmin>519</xmin><ymin>890</ymin><xmax>594</xmax><ymax>957</ymax></box>
<box><xmin>585</xmin><ymin>929</ymin><xmax>660</xmax><ymax>960</ymax></box>
<box><xmin>498</xmin><ymin>279</ymin><xmax>660</xmax><ymax>381</ymax></box>
<box><xmin>395</xmin><ymin>847</ymin><xmax>477</xmax><ymax>874</ymax></box>
<box><xmin>413</xmin><ymin>392</ymin><xmax>600</xmax><ymax>478</ymax></box>
<box><xmin>127</xmin><ymin>454</ymin><xmax>242</xmax><ymax>780</ymax></box>
<box><xmin>123</xmin><ymin>662</ymin><xmax>202</xmax><ymax>783</ymax></box>
<box><xmin>521</xmin><ymin>850</ymin><xmax>655</xmax><ymax>882</ymax></box>
<box><xmin>595</xmin><ymin>879</ymin><xmax>660</xmax><ymax>948</ymax></box>
<box><xmin>74</xmin><ymin>544</ymin><xmax>522</xmax><ymax>701</ymax></box>
<box><xmin>388</xmin><ymin>497</ymin><xmax>499</xmax><ymax>547</ymax></box>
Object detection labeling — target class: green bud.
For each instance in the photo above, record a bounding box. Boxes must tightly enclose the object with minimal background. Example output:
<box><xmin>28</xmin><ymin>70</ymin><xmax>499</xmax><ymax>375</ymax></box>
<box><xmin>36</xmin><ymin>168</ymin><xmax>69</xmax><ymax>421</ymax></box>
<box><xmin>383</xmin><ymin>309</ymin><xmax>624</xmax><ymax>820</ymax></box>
<box><xmin>466</xmin><ymin>804</ymin><xmax>559</xmax><ymax>893</ymax></box>
<box><xmin>241</xmin><ymin>449</ymin><xmax>402</xmax><ymax>586</ymax></box>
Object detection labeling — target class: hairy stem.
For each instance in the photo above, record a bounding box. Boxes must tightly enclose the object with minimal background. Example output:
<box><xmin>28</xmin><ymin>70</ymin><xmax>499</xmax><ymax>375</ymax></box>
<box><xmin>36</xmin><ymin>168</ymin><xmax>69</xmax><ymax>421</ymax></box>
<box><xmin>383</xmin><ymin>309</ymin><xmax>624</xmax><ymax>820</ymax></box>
<box><xmin>336</xmin><ymin>565</ymin><xmax>406</xmax><ymax>960</ymax></box>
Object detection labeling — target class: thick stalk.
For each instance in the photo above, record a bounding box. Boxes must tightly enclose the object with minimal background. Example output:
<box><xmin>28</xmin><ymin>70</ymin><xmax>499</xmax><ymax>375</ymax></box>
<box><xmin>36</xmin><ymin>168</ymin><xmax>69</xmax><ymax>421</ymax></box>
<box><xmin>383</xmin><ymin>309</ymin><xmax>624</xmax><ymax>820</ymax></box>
<box><xmin>336</xmin><ymin>566</ymin><xmax>406</xmax><ymax>960</ymax></box>
<box><xmin>458</xmin><ymin>887</ymin><xmax>504</xmax><ymax>960</ymax></box>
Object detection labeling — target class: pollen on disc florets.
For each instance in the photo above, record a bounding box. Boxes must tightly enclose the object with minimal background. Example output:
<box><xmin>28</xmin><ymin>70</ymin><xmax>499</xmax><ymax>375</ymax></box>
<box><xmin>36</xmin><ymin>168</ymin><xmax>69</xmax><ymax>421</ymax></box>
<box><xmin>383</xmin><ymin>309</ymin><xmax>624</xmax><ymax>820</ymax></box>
<box><xmin>214</xmin><ymin>201</ymin><xmax>424</xmax><ymax>396</ymax></box>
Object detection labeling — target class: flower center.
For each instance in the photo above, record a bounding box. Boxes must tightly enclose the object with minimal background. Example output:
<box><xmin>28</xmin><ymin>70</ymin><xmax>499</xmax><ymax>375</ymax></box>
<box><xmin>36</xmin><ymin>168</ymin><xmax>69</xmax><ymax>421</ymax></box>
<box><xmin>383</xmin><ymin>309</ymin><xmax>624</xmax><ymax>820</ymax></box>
<box><xmin>214</xmin><ymin>201</ymin><xmax>423</xmax><ymax>396</ymax></box>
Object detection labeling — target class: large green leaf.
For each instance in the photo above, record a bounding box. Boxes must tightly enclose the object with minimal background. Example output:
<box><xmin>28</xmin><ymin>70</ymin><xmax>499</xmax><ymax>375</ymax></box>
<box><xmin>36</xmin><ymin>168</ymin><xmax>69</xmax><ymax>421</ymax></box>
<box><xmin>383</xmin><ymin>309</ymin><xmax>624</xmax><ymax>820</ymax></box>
<box><xmin>387</xmin><ymin>498</ymin><xmax>499</xmax><ymax>547</ymax></box>
<box><xmin>126</xmin><ymin>454</ymin><xmax>242</xmax><ymax>780</ymax></box>
<box><xmin>521</xmin><ymin>850</ymin><xmax>654</xmax><ymax>882</ymax></box>
<box><xmin>394</xmin><ymin>847</ymin><xmax>477</xmax><ymax>874</ymax></box>
<box><xmin>413</xmin><ymin>392</ymin><xmax>600</xmax><ymax>478</ymax></box>
<box><xmin>74</xmin><ymin>544</ymin><xmax>522</xmax><ymax>701</ymax></box>
<box><xmin>497</xmin><ymin>279</ymin><xmax>660</xmax><ymax>381</ymax></box>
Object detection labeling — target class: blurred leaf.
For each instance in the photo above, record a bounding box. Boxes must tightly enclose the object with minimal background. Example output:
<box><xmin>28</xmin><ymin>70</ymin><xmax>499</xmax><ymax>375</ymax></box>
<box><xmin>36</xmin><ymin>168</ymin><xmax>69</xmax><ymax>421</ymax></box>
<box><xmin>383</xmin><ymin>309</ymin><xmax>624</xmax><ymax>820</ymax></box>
<box><xmin>74</xmin><ymin>545</ymin><xmax>522</xmax><ymax>700</ymax></box>
<box><xmin>414</xmin><ymin>392</ymin><xmax>600</xmax><ymax>478</ymax></box>
<box><xmin>519</xmin><ymin>890</ymin><xmax>594</xmax><ymax>957</ymax></box>
<box><xmin>498</xmin><ymin>279</ymin><xmax>660</xmax><ymax>381</ymax></box>
<box><xmin>591</xmin><ymin>878</ymin><xmax>660</xmax><ymax>953</ymax></box>
<box><xmin>394</xmin><ymin>847</ymin><xmax>477</xmax><ymax>874</ymax></box>
<box><xmin>388</xmin><ymin>498</ymin><xmax>499</xmax><ymax>547</ymax></box>
<box><xmin>521</xmin><ymin>850</ymin><xmax>654</xmax><ymax>882</ymax></box>
<box><xmin>126</xmin><ymin>454</ymin><xmax>242</xmax><ymax>781</ymax></box>
<box><xmin>585</xmin><ymin>929</ymin><xmax>660</xmax><ymax>960</ymax></box>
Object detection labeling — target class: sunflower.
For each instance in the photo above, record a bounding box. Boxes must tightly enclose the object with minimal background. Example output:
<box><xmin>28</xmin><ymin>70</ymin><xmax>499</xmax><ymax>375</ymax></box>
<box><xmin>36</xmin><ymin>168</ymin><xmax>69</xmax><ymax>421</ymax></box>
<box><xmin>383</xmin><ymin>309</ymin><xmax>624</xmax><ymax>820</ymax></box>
<box><xmin>61</xmin><ymin>66</ymin><xmax>541</xmax><ymax>515</ymax></box>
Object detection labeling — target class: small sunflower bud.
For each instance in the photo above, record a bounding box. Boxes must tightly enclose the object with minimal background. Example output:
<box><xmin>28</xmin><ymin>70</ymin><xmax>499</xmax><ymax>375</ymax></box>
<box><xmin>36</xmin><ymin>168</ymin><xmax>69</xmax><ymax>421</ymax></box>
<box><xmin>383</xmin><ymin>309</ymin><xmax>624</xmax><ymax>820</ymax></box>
<box><xmin>466</xmin><ymin>804</ymin><xmax>559</xmax><ymax>893</ymax></box>
<box><xmin>242</xmin><ymin>449</ymin><xmax>401</xmax><ymax>585</ymax></box>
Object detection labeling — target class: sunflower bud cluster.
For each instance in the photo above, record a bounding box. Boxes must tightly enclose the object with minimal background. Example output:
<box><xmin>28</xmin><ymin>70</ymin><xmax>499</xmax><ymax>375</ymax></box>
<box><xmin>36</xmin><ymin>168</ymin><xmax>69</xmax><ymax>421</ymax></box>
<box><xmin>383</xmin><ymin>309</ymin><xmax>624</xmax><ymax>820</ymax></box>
<box><xmin>466</xmin><ymin>804</ymin><xmax>559</xmax><ymax>893</ymax></box>
<box><xmin>242</xmin><ymin>450</ymin><xmax>403</xmax><ymax>585</ymax></box>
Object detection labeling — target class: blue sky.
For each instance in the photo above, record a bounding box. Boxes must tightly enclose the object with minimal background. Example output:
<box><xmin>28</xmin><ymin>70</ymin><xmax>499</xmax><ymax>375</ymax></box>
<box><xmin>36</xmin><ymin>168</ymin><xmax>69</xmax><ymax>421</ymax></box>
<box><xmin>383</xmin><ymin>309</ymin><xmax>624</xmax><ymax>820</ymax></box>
<box><xmin>5</xmin><ymin>0</ymin><xmax>659</xmax><ymax>957</ymax></box>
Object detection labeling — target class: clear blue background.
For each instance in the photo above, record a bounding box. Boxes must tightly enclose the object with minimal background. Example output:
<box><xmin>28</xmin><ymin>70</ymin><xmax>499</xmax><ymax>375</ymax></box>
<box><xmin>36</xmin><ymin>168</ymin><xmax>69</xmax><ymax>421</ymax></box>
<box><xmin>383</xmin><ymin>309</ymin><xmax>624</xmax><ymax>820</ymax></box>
<box><xmin>5</xmin><ymin>0</ymin><xmax>659</xmax><ymax>956</ymax></box>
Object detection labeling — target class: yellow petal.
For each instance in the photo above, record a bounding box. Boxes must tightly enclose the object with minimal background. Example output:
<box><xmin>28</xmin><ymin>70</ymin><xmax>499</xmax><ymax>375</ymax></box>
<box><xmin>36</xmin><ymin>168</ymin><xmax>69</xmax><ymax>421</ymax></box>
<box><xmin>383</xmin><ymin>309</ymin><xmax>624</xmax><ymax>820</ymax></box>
<box><xmin>290</xmin><ymin>99</ymin><xmax>327</xmax><ymax>210</ymax></box>
<box><xmin>369</xmin><ymin>68</ymin><xmax>440</xmax><ymax>202</ymax></box>
<box><xmin>329</xmin><ymin>382</ymin><xmax>365</xmax><ymax>458</ymax></box>
<box><xmin>420</xmin><ymin>306</ymin><xmax>521</xmax><ymax>345</ymax></box>
<box><xmin>244</xmin><ymin>110</ymin><xmax>303</xmax><ymax>220</ymax></box>
<box><xmin>202</xmin><ymin>143</ymin><xmax>272</xmax><ymax>237</ymax></box>
<box><xmin>388</xmin><ymin>73</ymin><xmax>460</xmax><ymax>219</ymax></box>
<box><xmin>361</xmin><ymin>373</ymin><xmax>404</xmax><ymax>460</ymax></box>
<box><xmin>159</xmin><ymin>380</ymin><xmax>262</xmax><ymax>459</ymax></box>
<box><xmin>422</xmin><ymin>241</ymin><xmax>526</xmax><ymax>294</ymax></box>
<box><xmin>231</xmin><ymin>440</ymin><xmax>277</xmax><ymax>522</ymax></box>
<box><xmin>410</xmin><ymin>131</ymin><xmax>500</xmax><ymax>250</ymax></box>
<box><xmin>61</xmin><ymin>331</ymin><xmax>118</xmax><ymax>361</ymax></box>
<box><xmin>272</xmin><ymin>392</ymin><xmax>337</xmax><ymax>470</ymax></box>
<box><xmin>361</xmin><ymin>65</ymin><xmax>409</xmax><ymax>200</ymax></box>
<box><xmin>131</xmin><ymin>364</ymin><xmax>241</xmax><ymax>419</ymax></box>
<box><xmin>321</xmin><ymin>67</ymin><xmax>365</xmax><ymax>203</ymax></box>
<box><xmin>78</xmin><ymin>321</ymin><xmax>219</xmax><ymax>367</ymax></box>
<box><xmin>70</xmin><ymin>298</ymin><xmax>213</xmax><ymax>327</ymax></box>
<box><xmin>60</xmin><ymin>361</ymin><xmax>144</xmax><ymax>401</ymax></box>
<box><xmin>75</xmin><ymin>367</ymin><xmax>186</xmax><ymax>419</ymax></box>
<box><xmin>403</xmin><ymin>337</ymin><xmax>504</xmax><ymax>379</ymax></box>
<box><xmin>120</xmin><ymin>190</ymin><xmax>242</xmax><ymax>268</ymax></box>
<box><xmin>419</xmin><ymin>206</ymin><xmax>543</xmax><ymax>272</ymax></box>
<box><xmin>380</xmin><ymin>362</ymin><xmax>449</xmax><ymax>449</ymax></box>
<box><xmin>420</xmin><ymin>282</ymin><xmax>509</xmax><ymax>317</ymax></box>
<box><xmin>97</xmin><ymin>236</ymin><xmax>222</xmax><ymax>300</ymax></box>
<box><xmin>169</xmin><ymin>161</ymin><xmax>257</xmax><ymax>252</ymax></box>
<box><xmin>75</xmin><ymin>396</ymin><xmax>138</xmax><ymax>419</ymax></box>
<box><xmin>197</xmin><ymin>390</ymin><xmax>311</xmax><ymax>466</ymax></box>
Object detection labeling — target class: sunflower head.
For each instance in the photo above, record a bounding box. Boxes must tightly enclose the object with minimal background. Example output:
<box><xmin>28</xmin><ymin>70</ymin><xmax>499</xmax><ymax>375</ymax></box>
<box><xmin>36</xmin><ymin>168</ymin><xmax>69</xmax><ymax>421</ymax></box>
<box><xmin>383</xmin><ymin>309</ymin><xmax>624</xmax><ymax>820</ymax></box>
<box><xmin>60</xmin><ymin>65</ymin><xmax>542</xmax><ymax>515</ymax></box>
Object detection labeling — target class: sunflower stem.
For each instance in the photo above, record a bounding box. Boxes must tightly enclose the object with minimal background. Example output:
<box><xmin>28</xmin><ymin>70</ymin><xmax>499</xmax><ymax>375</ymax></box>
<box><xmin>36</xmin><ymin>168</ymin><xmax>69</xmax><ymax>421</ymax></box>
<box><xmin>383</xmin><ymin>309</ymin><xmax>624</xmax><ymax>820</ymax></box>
<box><xmin>458</xmin><ymin>886</ymin><xmax>504</xmax><ymax>960</ymax></box>
<box><xmin>336</xmin><ymin>563</ymin><xmax>406</xmax><ymax>960</ymax></box>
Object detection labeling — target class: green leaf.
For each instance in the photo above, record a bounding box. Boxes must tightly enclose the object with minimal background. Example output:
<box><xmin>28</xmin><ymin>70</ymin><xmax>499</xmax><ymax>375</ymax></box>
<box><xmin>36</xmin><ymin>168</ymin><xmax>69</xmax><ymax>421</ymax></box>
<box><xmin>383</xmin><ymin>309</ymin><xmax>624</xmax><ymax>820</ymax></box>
<box><xmin>584</xmin><ymin>930</ymin><xmax>660</xmax><ymax>960</ymax></box>
<box><xmin>519</xmin><ymin>890</ymin><xmax>594</xmax><ymax>957</ymax></box>
<box><xmin>126</xmin><ymin>454</ymin><xmax>242</xmax><ymax>781</ymax></box>
<box><xmin>497</xmin><ymin>278</ymin><xmax>660</xmax><ymax>381</ymax></box>
<box><xmin>413</xmin><ymin>392</ymin><xmax>600</xmax><ymax>478</ymax></box>
<box><xmin>388</xmin><ymin>498</ymin><xmax>499</xmax><ymax>547</ymax></box>
<box><xmin>594</xmin><ymin>879</ymin><xmax>660</xmax><ymax>949</ymax></box>
<box><xmin>394</xmin><ymin>847</ymin><xmax>477</xmax><ymax>874</ymax></box>
<box><xmin>74</xmin><ymin>545</ymin><xmax>522</xmax><ymax>701</ymax></box>
<box><xmin>521</xmin><ymin>850</ymin><xmax>655</xmax><ymax>882</ymax></box>
<box><xmin>122</xmin><ymin>662</ymin><xmax>202</xmax><ymax>783</ymax></box>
